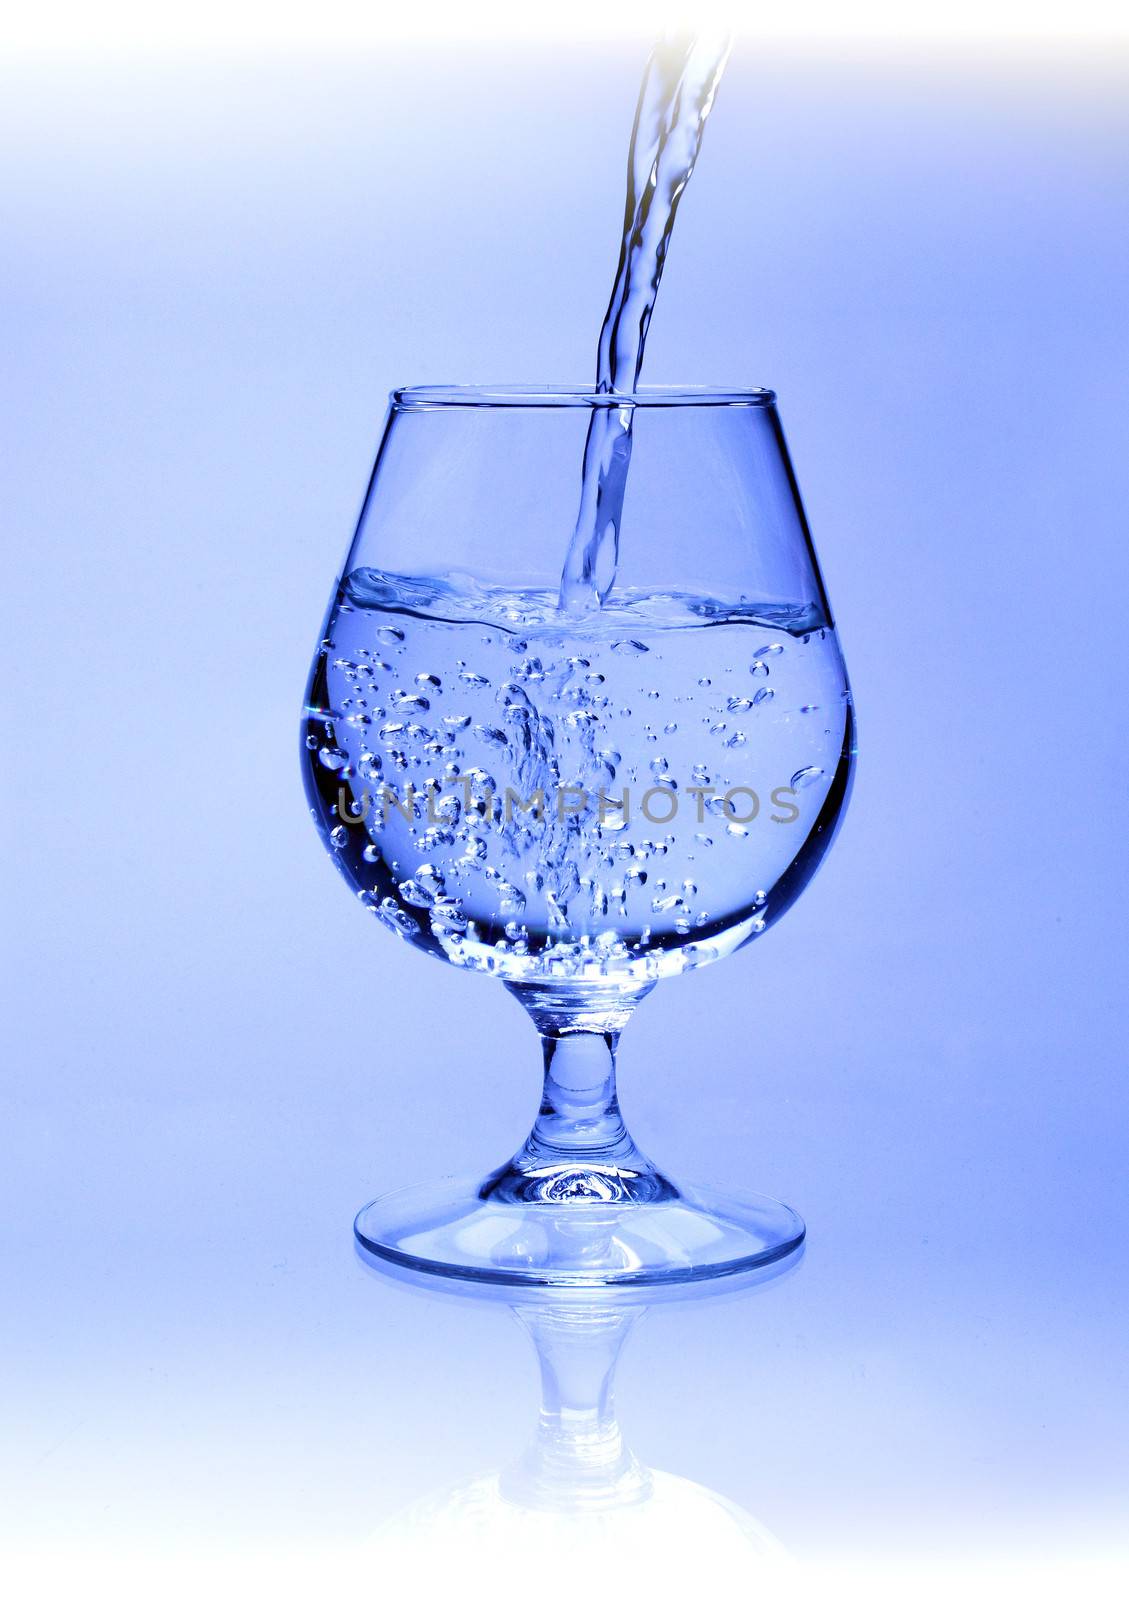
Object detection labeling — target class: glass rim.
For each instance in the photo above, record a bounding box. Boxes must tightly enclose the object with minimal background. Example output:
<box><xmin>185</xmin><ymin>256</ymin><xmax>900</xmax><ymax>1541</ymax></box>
<box><xmin>391</xmin><ymin>384</ymin><xmax>777</xmax><ymax>411</ymax></box>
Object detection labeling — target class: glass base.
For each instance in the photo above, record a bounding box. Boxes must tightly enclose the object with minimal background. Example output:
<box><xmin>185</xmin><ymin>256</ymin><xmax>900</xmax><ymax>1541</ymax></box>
<box><xmin>354</xmin><ymin>1175</ymin><xmax>805</xmax><ymax>1288</ymax></box>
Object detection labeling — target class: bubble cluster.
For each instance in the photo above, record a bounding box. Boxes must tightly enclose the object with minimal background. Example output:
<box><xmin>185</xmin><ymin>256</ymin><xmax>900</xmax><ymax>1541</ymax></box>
<box><xmin>303</xmin><ymin>570</ymin><xmax>851</xmax><ymax>982</ymax></box>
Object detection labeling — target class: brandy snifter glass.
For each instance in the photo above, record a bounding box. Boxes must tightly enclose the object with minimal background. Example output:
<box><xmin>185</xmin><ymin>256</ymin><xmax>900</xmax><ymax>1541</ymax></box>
<box><xmin>302</xmin><ymin>385</ymin><xmax>854</xmax><ymax>1285</ymax></box>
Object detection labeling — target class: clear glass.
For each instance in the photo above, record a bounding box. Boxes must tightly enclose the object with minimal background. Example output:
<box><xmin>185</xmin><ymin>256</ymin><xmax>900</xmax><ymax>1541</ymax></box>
<box><xmin>302</xmin><ymin>385</ymin><xmax>855</xmax><ymax>1284</ymax></box>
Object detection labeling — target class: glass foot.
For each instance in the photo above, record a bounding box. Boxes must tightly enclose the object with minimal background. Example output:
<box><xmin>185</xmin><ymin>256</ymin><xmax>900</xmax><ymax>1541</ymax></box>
<box><xmin>354</xmin><ymin>1175</ymin><xmax>804</xmax><ymax>1287</ymax></box>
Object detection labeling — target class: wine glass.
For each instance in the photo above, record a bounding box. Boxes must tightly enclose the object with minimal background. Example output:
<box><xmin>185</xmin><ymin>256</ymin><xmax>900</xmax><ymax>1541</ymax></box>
<box><xmin>302</xmin><ymin>385</ymin><xmax>854</xmax><ymax>1285</ymax></box>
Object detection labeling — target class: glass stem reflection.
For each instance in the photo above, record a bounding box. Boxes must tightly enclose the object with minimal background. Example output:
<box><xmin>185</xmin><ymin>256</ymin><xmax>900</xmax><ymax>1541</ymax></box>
<box><xmin>501</xmin><ymin>1305</ymin><xmax>650</xmax><ymax>1511</ymax></box>
<box><xmin>479</xmin><ymin>982</ymin><xmax>678</xmax><ymax>1204</ymax></box>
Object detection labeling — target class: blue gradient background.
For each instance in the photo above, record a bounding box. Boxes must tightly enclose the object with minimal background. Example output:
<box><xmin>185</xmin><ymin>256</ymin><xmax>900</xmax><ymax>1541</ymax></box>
<box><xmin>3</xmin><ymin>34</ymin><xmax>1128</xmax><ymax>1587</ymax></box>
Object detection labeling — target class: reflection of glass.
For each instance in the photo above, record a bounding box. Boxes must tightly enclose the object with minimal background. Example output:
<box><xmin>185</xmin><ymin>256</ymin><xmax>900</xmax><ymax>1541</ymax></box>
<box><xmin>304</xmin><ymin>386</ymin><xmax>855</xmax><ymax>1284</ymax></box>
<box><xmin>362</xmin><ymin>1253</ymin><xmax>800</xmax><ymax>1586</ymax></box>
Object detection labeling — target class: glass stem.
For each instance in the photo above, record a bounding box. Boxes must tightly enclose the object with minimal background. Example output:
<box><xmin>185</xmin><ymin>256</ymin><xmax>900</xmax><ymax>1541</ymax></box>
<box><xmin>479</xmin><ymin>981</ymin><xmax>677</xmax><ymax>1204</ymax></box>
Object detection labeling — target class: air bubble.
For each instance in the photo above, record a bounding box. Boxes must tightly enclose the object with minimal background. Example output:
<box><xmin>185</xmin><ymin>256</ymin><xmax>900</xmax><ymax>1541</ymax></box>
<box><xmin>399</xmin><ymin>866</ymin><xmax>446</xmax><ymax>907</ymax></box>
<box><xmin>431</xmin><ymin>905</ymin><xmax>468</xmax><ymax>935</ymax></box>
<box><xmin>791</xmin><ymin>766</ymin><xmax>824</xmax><ymax>788</ymax></box>
<box><xmin>376</xmin><ymin>899</ymin><xmax>416</xmax><ymax>938</ymax></box>
<box><xmin>417</xmin><ymin>826</ymin><xmax>456</xmax><ymax>852</ymax></box>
